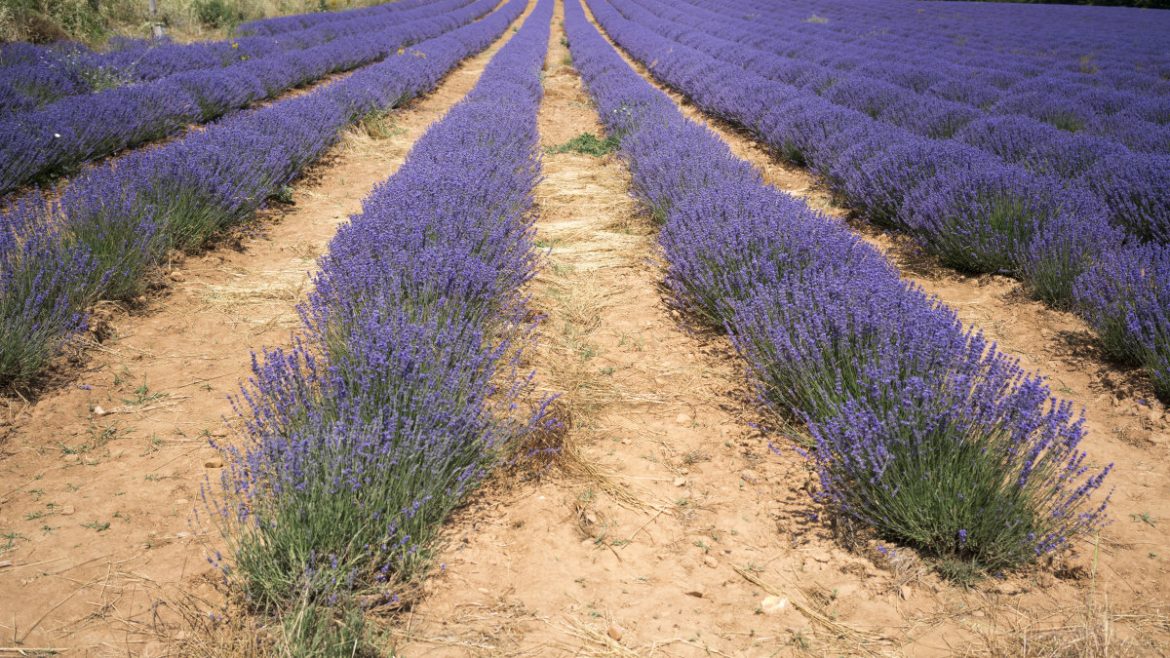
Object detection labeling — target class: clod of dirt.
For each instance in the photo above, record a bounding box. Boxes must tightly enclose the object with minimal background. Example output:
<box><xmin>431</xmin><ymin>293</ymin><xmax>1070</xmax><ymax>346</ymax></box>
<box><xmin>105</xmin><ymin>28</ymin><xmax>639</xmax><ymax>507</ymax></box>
<box><xmin>606</xmin><ymin>624</ymin><xmax>623</xmax><ymax>641</ymax></box>
<box><xmin>169</xmin><ymin>271</ymin><xmax>186</xmax><ymax>282</ymax></box>
<box><xmin>673</xmin><ymin>477</ymin><xmax>687</xmax><ymax>487</ymax></box>
<box><xmin>204</xmin><ymin>459</ymin><xmax>224</xmax><ymax>469</ymax></box>
<box><xmin>703</xmin><ymin>555</ymin><xmax>717</xmax><ymax>568</ymax></box>
<box><xmin>684</xmin><ymin>586</ymin><xmax>705</xmax><ymax>598</ymax></box>
<box><xmin>61</xmin><ymin>505</ymin><xmax>75</xmax><ymax>515</ymax></box>
<box><xmin>93</xmin><ymin>405</ymin><xmax>108</xmax><ymax>416</ymax></box>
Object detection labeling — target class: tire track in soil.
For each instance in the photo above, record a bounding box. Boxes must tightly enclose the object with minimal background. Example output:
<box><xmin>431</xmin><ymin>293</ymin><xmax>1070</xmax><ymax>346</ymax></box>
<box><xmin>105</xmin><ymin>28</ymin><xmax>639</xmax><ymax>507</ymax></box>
<box><xmin>581</xmin><ymin>2</ymin><xmax>1170</xmax><ymax>655</ymax></box>
<box><xmin>0</xmin><ymin>7</ymin><xmax>532</xmax><ymax>653</ymax></box>
<box><xmin>393</xmin><ymin>4</ymin><xmax>911</xmax><ymax>656</ymax></box>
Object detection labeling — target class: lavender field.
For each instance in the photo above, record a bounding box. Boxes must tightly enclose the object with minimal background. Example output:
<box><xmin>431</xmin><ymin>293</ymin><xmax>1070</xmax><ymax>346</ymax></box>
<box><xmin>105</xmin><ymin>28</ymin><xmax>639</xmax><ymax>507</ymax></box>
<box><xmin>0</xmin><ymin>0</ymin><xmax>1168</xmax><ymax>655</ymax></box>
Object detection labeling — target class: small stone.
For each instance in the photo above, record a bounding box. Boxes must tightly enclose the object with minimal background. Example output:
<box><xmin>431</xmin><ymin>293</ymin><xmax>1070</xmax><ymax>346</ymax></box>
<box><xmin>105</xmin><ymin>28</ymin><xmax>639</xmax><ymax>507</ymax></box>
<box><xmin>169</xmin><ymin>270</ymin><xmax>185</xmax><ymax>282</ymax></box>
<box><xmin>93</xmin><ymin>405</ymin><xmax>107</xmax><ymax>416</ymax></box>
<box><xmin>740</xmin><ymin>469</ymin><xmax>760</xmax><ymax>484</ymax></box>
<box><xmin>175</xmin><ymin>531</ymin><xmax>190</xmax><ymax>539</ymax></box>
<box><xmin>684</xmin><ymin>586</ymin><xmax>705</xmax><ymax>598</ymax></box>
<box><xmin>63</xmin><ymin>453</ymin><xmax>80</xmax><ymax>463</ymax></box>
<box><xmin>673</xmin><ymin>477</ymin><xmax>687</xmax><ymax>487</ymax></box>
<box><xmin>581</xmin><ymin>539</ymin><xmax>595</xmax><ymax>547</ymax></box>
<box><xmin>606</xmin><ymin>624</ymin><xmax>624</xmax><ymax>642</ymax></box>
<box><xmin>898</xmin><ymin>585</ymin><xmax>911</xmax><ymax>600</ymax></box>
<box><xmin>175</xmin><ymin>498</ymin><xmax>189</xmax><ymax>505</ymax></box>
<box><xmin>761</xmin><ymin>595</ymin><xmax>788</xmax><ymax>614</ymax></box>
<box><xmin>61</xmin><ymin>505</ymin><xmax>75</xmax><ymax>516</ymax></box>
<box><xmin>210</xmin><ymin>427</ymin><xmax>229</xmax><ymax>438</ymax></box>
<box><xmin>204</xmin><ymin>459</ymin><xmax>224</xmax><ymax>469</ymax></box>
<box><xmin>703</xmin><ymin>555</ymin><xmax>717</xmax><ymax>568</ymax></box>
<box><xmin>675</xmin><ymin>413</ymin><xmax>691</xmax><ymax>425</ymax></box>
<box><xmin>0</xmin><ymin>560</ymin><xmax>12</xmax><ymax>569</ymax></box>
<box><xmin>972</xmin><ymin>610</ymin><xmax>986</xmax><ymax>618</ymax></box>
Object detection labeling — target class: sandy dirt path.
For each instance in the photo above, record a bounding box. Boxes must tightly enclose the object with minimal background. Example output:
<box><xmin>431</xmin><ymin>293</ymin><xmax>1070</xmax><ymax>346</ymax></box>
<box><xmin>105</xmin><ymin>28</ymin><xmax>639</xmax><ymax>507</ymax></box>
<box><xmin>0</xmin><ymin>8</ymin><xmax>530</xmax><ymax>653</ymax></box>
<box><xmin>575</xmin><ymin>2</ymin><xmax>1170</xmax><ymax>655</ymax></box>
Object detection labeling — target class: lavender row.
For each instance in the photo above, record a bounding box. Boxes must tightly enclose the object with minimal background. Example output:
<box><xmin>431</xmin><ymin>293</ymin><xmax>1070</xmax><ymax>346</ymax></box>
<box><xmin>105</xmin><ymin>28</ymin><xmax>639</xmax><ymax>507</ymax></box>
<box><xmin>590</xmin><ymin>0</ymin><xmax>1170</xmax><ymax>402</ymax></box>
<box><xmin>0</xmin><ymin>0</ymin><xmax>527</xmax><ymax>389</ymax></box>
<box><xmin>212</xmin><ymin>0</ymin><xmax>551</xmax><ymax>634</ymax></box>
<box><xmin>566</xmin><ymin>0</ymin><xmax>1110</xmax><ymax>573</ymax></box>
<box><xmin>629</xmin><ymin>0</ymin><xmax>1170</xmax><ymax>158</ymax></box>
<box><xmin>0</xmin><ymin>0</ymin><xmax>497</xmax><ymax>198</ymax></box>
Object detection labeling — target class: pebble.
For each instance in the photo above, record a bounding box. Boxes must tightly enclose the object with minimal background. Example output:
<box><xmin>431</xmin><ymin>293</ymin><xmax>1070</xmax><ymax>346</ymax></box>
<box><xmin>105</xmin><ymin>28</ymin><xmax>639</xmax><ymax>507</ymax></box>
<box><xmin>703</xmin><ymin>555</ymin><xmax>718</xmax><ymax>568</ymax></box>
<box><xmin>684</xmin><ymin>586</ymin><xmax>705</xmax><ymax>598</ymax></box>
<box><xmin>740</xmin><ymin>469</ymin><xmax>760</xmax><ymax>484</ymax></box>
<box><xmin>606</xmin><ymin>624</ymin><xmax>624</xmax><ymax>642</ymax></box>
<box><xmin>204</xmin><ymin>459</ymin><xmax>224</xmax><ymax>469</ymax></box>
<box><xmin>210</xmin><ymin>427</ymin><xmax>230</xmax><ymax>438</ymax></box>
<box><xmin>175</xmin><ymin>498</ymin><xmax>189</xmax><ymax>505</ymax></box>
<box><xmin>898</xmin><ymin>585</ymin><xmax>911</xmax><ymax>600</ymax></box>
<box><xmin>673</xmin><ymin>477</ymin><xmax>687</xmax><ymax>487</ymax></box>
<box><xmin>675</xmin><ymin>413</ymin><xmax>691</xmax><ymax>425</ymax></box>
<box><xmin>169</xmin><ymin>270</ymin><xmax>185</xmax><ymax>282</ymax></box>
<box><xmin>761</xmin><ymin>595</ymin><xmax>788</xmax><ymax>615</ymax></box>
<box><xmin>0</xmin><ymin>560</ymin><xmax>12</xmax><ymax>569</ymax></box>
<box><xmin>808</xmin><ymin>549</ymin><xmax>831</xmax><ymax>563</ymax></box>
<box><xmin>61</xmin><ymin>505</ymin><xmax>75</xmax><ymax>516</ymax></box>
<box><xmin>93</xmin><ymin>405</ymin><xmax>108</xmax><ymax>416</ymax></box>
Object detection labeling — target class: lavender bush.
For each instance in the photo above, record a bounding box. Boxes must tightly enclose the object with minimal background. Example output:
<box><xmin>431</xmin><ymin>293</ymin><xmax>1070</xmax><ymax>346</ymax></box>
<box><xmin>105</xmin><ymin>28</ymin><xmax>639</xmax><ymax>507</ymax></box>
<box><xmin>572</xmin><ymin>0</ymin><xmax>1111</xmax><ymax>574</ymax></box>
<box><xmin>0</xmin><ymin>199</ymin><xmax>106</xmax><ymax>386</ymax></box>
<box><xmin>1074</xmin><ymin>244</ymin><xmax>1170</xmax><ymax>400</ymax></box>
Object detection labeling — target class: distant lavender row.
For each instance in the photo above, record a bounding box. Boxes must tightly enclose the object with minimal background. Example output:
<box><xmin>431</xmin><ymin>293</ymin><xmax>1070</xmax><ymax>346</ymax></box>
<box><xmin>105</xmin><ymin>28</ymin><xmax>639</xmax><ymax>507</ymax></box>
<box><xmin>590</xmin><ymin>0</ymin><xmax>1170</xmax><ymax>402</ymax></box>
<box><xmin>0</xmin><ymin>0</ymin><xmax>493</xmax><ymax>197</ymax></box>
<box><xmin>610</xmin><ymin>0</ymin><xmax>1169</xmax><ymax>245</ymax></box>
<box><xmin>567</xmin><ymin>0</ymin><xmax>1110</xmax><ymax>572</ymax></box>
<box><xmin>236</xmin><ymin>0</ymin><xmax>433</xmax><ymax>36</ymax></box>
<box><xmin>0</xmin><ymin>0</ymin><xmax>464</xmax><ymax>115</ymax></box>
<box><xmin>631</xmin><ymin>0</ymin><xmax>1170</xmax><ymax>157</ymax></box>
<box><xmin>212</xmin><ymin>0</ymin><xmax>551</xmax><ymax>632</ymax></box>
<box><xmin>716</xmin><ymin>0</ymin><xmax>1170</xmax><ymax>99</ymax></box>
<box><xmin>0</xmin><ymin>0</ymin><xmax>526</xmax><ymax>388</ymax></box>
